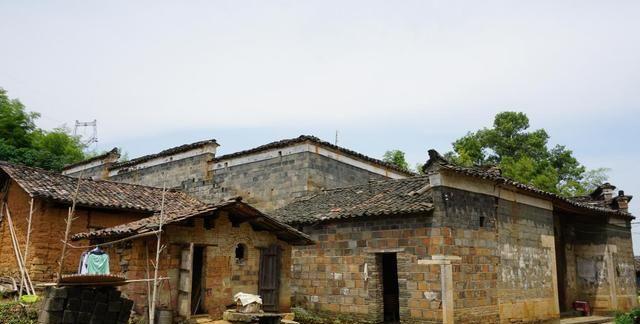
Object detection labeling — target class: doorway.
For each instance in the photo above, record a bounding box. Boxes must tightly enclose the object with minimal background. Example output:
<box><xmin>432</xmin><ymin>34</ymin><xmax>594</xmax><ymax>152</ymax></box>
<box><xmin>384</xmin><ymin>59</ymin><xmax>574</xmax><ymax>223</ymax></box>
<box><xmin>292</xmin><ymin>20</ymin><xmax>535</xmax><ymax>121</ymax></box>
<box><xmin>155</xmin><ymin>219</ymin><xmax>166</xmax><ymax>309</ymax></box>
<box><xmin>381</xmin><ymin>253</ymin><xmax>400</xmax><ymax>323</ymax></box>
<box><xmin>259</xmin><ymin>245</ymin><xmax>281</xmax><ymax>312</ymax></box>
<box><xmin>191</xmin><ymin>246</ymin><xmax>206</xmax><ymax>315</ymax></box>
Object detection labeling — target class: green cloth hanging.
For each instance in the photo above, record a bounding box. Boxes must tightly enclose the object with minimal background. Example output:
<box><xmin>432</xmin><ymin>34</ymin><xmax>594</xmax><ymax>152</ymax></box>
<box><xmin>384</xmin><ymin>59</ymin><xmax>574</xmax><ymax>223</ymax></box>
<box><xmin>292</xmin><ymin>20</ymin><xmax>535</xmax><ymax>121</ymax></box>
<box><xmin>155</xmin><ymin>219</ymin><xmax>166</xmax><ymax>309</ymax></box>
<box><xmin>86</xmin><ymin>253</ymin><xmax>110</xmax><ymax>275</ymax></box>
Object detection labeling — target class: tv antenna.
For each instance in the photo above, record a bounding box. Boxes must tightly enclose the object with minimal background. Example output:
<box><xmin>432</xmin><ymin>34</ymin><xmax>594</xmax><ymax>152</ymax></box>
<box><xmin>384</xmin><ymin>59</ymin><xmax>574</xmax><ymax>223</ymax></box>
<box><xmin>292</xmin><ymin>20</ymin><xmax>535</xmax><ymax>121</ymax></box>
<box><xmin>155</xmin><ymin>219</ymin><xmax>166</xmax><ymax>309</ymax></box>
<box><xmin>73</xmin><ymin>119</ymin><xmax>98</xmax><ymax>147</ymax></box>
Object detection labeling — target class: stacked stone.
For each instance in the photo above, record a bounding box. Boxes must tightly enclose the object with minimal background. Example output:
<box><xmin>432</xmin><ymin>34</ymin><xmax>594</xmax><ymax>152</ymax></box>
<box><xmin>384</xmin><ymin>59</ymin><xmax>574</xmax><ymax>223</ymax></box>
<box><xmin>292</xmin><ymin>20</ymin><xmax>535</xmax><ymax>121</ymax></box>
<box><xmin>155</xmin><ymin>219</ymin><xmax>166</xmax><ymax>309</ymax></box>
<box><xmin>38</xmin><ymin>286</ymin><xmax>134</xmax><ymax>324</ymax></box>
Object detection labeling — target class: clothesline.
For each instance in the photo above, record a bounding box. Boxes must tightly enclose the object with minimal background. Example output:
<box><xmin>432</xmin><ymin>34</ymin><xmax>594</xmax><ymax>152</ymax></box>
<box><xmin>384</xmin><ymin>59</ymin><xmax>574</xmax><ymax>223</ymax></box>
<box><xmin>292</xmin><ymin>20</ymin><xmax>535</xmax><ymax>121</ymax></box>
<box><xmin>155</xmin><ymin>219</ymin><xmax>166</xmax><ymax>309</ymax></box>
<box><xmin>64</xmin><ymin>230</ymin><xmax>161</xmax><ymax>250</ymax></box>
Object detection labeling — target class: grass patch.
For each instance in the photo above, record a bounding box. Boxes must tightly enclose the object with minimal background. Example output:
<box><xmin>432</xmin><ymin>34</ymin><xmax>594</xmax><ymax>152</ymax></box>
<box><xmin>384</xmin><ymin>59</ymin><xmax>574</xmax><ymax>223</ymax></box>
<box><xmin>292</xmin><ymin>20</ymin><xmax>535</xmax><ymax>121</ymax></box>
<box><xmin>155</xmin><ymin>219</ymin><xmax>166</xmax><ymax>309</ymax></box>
<box><xmin>0</xmin><ymin>301</ymin><xmax>38</xmax><ymax>324</ymax></box>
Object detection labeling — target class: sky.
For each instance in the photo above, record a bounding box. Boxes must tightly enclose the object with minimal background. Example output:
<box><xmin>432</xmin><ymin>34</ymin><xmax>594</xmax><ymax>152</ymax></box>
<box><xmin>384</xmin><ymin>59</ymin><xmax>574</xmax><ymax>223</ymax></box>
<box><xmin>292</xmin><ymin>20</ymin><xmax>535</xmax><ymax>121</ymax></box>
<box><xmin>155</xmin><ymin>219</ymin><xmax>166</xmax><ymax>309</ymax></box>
<box><xmin>1</xmin><ymin>1</ymin><xmax>640</xmax><ymax>251</ymax></box>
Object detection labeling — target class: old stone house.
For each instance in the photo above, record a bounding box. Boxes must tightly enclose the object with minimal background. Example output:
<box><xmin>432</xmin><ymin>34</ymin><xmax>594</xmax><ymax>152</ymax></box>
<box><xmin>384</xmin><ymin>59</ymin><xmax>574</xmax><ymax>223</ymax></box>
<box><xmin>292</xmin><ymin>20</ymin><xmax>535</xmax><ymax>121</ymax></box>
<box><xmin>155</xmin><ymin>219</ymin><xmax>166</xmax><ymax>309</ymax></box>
<box><xmin>0</xmin><ymin>161</ymin><xmax>199</xmax><ymax>283</ymax></box>
<box><xmin>0</xmin><ymin>160</ymin><xmax>312</xmax><ymax>322</ymax></box>
<box><xmin>62</xmin><ymin>135</ymin><xmax>412</xmax><ymax>212</ymax></box>
<box><xmin>71</xmin><ymin>197</ymin><xmax>312</xmax><ymax>321</ymax></box>
<box><xmin>272</xmin><ymin>150</ymin><xmax>636</xmax><ymax>323</ymax></box>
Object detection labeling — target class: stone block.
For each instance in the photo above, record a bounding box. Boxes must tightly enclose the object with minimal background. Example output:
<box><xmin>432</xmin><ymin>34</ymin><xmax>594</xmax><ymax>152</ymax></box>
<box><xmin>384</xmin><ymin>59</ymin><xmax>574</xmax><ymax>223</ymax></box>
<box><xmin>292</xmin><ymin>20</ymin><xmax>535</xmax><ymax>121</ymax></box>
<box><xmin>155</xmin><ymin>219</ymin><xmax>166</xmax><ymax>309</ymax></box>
<box><xmin>44</xmin><ymin>298</ymin><xmax>66</xmax><ymax>311</ymax></box>
<box><xmin>108</xmin><ymin>300</ymin><xmax>122</xmax><ymax>312</ymax></box>
<box><xmin>77</xmin><ymin>312</ymin><xmax>92</xmax><ymax>323</ymax></box>
<box><xmin>38</xmin><ymin>310</ymin><xmax>63</xmax><ymax>324</ymax></box>
<box><xmin>62</xmin><ymin>310</ymin><xmax>76</xmax><ymax>324</ymax></box>
<box><xmin>80</xmin><ymin>300</ymin><xmax>94</xmax><ymax>312</ymax></box>
<box><xmin>65</xmin><ymin>298</ymin><xmax>81</xmax><ymax>311</ymax></box>
<box><xmin>93</xmin><ymin>302</ymin><xmax>108</xmax><ymax>315</ymax></box>
<box><xmin>80</xmin><ymin>289</ymin><xmax>95</xmax><ymax>301</ymax></box>
<box><xmin>48</xmin><ymin>287</ymin><xmax>68</xmax><ymax>299</ymax></box>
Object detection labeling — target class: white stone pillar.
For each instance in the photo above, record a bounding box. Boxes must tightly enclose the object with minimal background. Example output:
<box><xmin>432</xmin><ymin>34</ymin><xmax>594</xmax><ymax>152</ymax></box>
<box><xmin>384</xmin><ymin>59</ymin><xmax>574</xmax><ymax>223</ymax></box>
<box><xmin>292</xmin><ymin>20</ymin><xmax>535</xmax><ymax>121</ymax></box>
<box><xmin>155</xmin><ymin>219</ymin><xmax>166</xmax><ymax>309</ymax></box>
<box><xmin>418</xmin><ymin>255</ymin><xmax>461</xmax><ymax>324</ymax></box>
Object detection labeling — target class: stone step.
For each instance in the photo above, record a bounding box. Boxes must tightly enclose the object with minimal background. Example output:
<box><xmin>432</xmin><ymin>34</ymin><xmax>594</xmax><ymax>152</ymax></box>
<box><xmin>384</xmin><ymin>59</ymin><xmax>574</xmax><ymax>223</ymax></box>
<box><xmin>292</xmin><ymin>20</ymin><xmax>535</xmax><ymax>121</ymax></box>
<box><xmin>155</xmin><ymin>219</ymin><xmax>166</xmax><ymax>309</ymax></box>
<box><xmin>281</xmin><ymin>320</ymin><xmax>300</xmax><ymax>324</ymax></box>
<box><xmin>559</xmin><ymin>316</ymin><xmax>615</xmax><ymax>324</ymax></box>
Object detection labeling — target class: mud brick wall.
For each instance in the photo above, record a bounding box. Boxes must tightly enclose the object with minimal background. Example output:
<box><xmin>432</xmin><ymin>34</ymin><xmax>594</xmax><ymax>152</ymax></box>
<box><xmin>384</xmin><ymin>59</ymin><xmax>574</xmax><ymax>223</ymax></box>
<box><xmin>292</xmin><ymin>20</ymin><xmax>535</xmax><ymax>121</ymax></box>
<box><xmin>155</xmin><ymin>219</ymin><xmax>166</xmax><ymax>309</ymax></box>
<box><xmin>109</xmin><ymin>153</ymin><xmax>214</xmax><ymax>189</ymax></box>
<box><xmin>38</xmin><ymin>286</ymin><xmax>133</xmax><ymax>324</ymax></box>
<box><xmin>115</xmin><ymin>211</ymin><xmax>293</xmax><ymax>320</ymax></box>
<box><xmin>0</xmin><ymin>181</ymin><xmax>144</xmax><ymax>283</ymax></box>
<box><xmin>200</xmin><ymin>152</ymin><xmax>389</xmax><ymax>213</ymax></box>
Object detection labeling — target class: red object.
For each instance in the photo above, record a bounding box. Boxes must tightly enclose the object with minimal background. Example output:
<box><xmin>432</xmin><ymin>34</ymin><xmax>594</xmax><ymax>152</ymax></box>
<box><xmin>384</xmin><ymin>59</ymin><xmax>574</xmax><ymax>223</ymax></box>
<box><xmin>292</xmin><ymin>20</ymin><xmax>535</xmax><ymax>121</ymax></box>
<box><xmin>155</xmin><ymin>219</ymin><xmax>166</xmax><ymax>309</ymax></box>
<box><xmin>573</xmin><ymin>301</ymin><xmax>591</xmax><ymax>316</ymax></box>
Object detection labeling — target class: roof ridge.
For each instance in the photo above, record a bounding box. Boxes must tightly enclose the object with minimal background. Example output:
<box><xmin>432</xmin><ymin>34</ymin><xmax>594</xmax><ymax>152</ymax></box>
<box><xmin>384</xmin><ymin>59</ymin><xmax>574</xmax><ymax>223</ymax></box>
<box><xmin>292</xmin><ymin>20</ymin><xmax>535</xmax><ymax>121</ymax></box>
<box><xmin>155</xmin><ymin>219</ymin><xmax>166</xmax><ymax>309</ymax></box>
<box><xmin>317</xmin><ymin>175</ymin><xmax>430</xmax><ymax>193</ymax></box>
<box><xmin>109</xmin><ymin>139</ymin><xmax>217</xmax><ymax>170</ymax></box>
<box><xmin>213</xmin><ymin>135</ymin><xmax>415</xmax><ymax>176</ymax></box>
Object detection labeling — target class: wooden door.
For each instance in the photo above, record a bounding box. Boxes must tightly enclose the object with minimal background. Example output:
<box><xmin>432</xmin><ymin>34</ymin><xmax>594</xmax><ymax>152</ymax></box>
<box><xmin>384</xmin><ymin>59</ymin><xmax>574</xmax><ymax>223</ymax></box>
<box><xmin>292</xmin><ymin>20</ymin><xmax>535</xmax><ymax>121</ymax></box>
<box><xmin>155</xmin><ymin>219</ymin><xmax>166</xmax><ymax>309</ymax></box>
<box><xmin>258</xmin><ymin>245</ymin><xmax>281</xmax><ymax>312</ymax></box>
<box><xmin>178</xmin><ymin>243</ymin><xmax>194</xmax><ymax>319</ymax></box>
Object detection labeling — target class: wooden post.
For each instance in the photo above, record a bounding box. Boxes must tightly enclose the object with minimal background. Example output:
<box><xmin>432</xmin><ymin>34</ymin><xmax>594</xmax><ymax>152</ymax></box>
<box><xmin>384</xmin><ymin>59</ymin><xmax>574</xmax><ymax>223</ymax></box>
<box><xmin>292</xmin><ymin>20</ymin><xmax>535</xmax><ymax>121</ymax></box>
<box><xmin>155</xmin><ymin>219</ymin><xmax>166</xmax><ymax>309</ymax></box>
<box><xmin>23</xmin><ymin>198</ymin><xmax>34</xmax><ymax>272</ymax></box>
<box><xmin>418</xmin><ymin>255</ymin><xmax>461</xmax><ymax>324</ymax></box>
<box><xmin>57</xmin><ymin>175</ymin><xmax>82</xmax><ymax>283</ymax></box>
<box><xmin>149</xmin><ymin>181</ymin><xmax>167</xmax><ymax>324</ymax></box>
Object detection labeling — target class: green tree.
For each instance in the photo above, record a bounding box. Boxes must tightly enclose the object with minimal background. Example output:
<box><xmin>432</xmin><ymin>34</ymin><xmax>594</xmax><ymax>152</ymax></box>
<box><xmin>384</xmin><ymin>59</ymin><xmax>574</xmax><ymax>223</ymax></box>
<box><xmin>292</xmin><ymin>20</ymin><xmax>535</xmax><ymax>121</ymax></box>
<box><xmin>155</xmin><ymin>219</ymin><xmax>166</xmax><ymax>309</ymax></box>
<box><xmin>445</xmin><ymin>111</ymin><xmax>606</xmax><ymax>196</ymax></box>
<box><xmin>383</xmin><ymin>149</ymin><xmax>410</xmax><ymax>172</ymax></box>
<box><xmin>0</xmin><ymin>87</ymin><xmax>86</xmax><ymax>171</ymax></box>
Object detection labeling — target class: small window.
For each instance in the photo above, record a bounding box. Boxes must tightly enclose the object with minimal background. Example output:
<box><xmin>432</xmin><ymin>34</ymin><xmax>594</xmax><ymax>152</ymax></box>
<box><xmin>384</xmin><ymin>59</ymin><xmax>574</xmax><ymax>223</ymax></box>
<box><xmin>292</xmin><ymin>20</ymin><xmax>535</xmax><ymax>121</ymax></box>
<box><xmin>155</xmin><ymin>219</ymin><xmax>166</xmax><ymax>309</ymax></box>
<box><xmin>235</xmin><ymin>244</ymin><xmax>246</xmax><ymax>264</ymax></box>
<box><xmin>479</xmin><ymin>216</ymin><xmax>485</xmax><ymax>227</ymax></box>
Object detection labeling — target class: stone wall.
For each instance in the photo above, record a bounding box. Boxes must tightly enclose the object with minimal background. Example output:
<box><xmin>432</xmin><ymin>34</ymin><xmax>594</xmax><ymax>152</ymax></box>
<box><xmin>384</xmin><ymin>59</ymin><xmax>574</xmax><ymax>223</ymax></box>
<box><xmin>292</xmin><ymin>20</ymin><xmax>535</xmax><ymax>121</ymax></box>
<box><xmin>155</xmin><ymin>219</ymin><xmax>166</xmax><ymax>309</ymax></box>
<box><xmin>288</xmin><ymin>186</ymin><xmax>572</xmax><ymax>323</ymax></box>
<box><xmin>291</xmin><ymin>185</ymin><xmax>504</xmax><ymax>324</ymax></box>
<box><xmin>557</xmin><ymin>211</ymin><xmax>637</xmax><ymax>313</ymax></box>
<box><xmin>188</xmin><ymin>152</ymin><xmax>390</xmax><ymax>212</ymax></box>
<box><xmin>0</xmin><ymin>181</ymin><xmax>144</xmax><ymax>283</ymax></box>
<box><xmin>114</xmin><ymin>211</ymin><xmax>294</xmax><ymax>320</ymax></box>
<box><xmin>109</xmin><ymin>153</ymin><xmax>214</xmax><ymax>189</ymax></box>
<box><xmin>495</xmin><ymin>198</ymin><xmax>557</xmax><ymax>322</ymax></box>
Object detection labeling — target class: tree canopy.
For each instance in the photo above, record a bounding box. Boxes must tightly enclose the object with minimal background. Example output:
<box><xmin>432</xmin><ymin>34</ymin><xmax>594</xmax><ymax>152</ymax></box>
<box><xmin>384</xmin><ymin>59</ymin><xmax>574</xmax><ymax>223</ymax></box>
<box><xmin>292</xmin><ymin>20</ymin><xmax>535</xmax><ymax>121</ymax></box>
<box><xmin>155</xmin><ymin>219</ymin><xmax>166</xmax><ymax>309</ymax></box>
<box><xmin>383</xmin><ymin>149</ymin><xmax>410</xmax><ymax>172</ymax></box>
<box><xmin>0</xmin><ymin>88</ymin><xmax>86</xmax><ymax>171</ymax></box>
<box><xmin>445</xmin><ymin>111</ymin><xmax>606</xmax><ymax>197</ymax></box>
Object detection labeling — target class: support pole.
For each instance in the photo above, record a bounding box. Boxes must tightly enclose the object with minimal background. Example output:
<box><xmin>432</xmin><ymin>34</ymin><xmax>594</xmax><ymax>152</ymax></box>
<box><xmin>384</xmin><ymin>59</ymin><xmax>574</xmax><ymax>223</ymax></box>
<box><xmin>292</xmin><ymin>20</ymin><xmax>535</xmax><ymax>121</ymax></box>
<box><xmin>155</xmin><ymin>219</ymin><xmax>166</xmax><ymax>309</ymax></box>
<box><xmin>57</xmin><ymin>175</ymin><xmax>83</xmax><ymax>283</ymax></box>
<box><xmin>149</xmin><ymin>181</ymin><xmax>167</xmax><ymax>324</ymax></box>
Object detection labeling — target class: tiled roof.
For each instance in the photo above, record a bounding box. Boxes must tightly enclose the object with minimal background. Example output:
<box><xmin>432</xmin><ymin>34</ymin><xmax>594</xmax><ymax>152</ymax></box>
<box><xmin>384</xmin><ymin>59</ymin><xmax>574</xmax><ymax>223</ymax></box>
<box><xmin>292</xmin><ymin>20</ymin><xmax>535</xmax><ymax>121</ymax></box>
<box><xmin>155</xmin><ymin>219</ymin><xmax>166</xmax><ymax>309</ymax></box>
<box><xmin>109</xmin><ymin>139</ymin><xmax>218</xmax><ymax>170</ymax></box>
<box><xmin>423</xmin><ymin>150</ymin><xmax>633</xmax><ymax>218</ymax></box>
<box><xmin>213</xmin><ymin>135</ymin><xmax>415</xmax><ymax>176</ymax></box>
<box><xmin>72</xmin><ymin>197</ymin><xmax>313</xmax><ymax>245</ymax></box>
<box><xmin>62</xmin><ymin>148</ymin><xmax>120</xmax><ymax>171</ymax></box>
<box><xmin>0</xmin><ymin>161</ymin><xmax>205</xmax><ymax>214</ymax></box>
<box><xmin>272</xmin><ymin>176</ymin><xmax>434</xmax><ymax>224</ymax></box>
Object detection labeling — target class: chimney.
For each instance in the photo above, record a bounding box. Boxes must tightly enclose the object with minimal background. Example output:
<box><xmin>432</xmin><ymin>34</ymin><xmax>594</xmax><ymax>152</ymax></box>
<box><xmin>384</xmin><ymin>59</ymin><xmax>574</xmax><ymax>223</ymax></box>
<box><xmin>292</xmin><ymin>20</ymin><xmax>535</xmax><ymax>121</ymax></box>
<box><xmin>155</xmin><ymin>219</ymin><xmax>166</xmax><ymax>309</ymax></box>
<box><xmin>612</xmin><ymin>190</ymin><xmax>633</xmax><ymax>213</ymax></box>
<box><xmin>589</xmin><ymin>183</ymin><xmax>617</xmax><ymax>204</ymax></box>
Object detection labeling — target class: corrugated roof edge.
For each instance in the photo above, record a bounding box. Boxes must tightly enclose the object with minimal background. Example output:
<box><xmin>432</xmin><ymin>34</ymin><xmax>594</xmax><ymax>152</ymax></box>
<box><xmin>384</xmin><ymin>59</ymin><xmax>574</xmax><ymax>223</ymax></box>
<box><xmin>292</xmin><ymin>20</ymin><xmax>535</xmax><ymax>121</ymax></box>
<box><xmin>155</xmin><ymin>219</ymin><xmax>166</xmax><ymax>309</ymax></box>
<box><xmin>109</xmin><ymin>139</ymin><xmax>218</xmax><ymax>170</ymax></box>
<box><xmin>213</xmin><ymin>135</ymin><xmax>415</xmax><ymax>176</ymax></box>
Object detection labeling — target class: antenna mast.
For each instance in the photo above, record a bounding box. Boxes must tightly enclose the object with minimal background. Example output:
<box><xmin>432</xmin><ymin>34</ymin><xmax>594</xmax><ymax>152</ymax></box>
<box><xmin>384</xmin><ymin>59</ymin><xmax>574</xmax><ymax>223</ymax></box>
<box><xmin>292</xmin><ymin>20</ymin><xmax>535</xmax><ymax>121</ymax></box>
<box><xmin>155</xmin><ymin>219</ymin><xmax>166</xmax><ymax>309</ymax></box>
<box><xmin>73</xmin><ymin>119</ymin><xmax>98</xmax><ymax>148</ymax></box>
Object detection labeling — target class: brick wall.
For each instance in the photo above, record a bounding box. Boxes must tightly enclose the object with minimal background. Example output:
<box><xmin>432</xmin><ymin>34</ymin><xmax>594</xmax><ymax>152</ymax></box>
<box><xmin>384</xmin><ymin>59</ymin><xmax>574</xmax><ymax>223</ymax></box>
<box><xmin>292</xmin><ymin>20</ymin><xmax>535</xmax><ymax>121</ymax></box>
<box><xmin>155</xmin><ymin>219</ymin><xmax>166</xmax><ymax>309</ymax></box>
<box><xmin>114</xmin><ymin>211</ymin><xmax>294</xmax><ymax>320</ymax></box>
<box><xmin>0</xmin><ymin>181</ymin><xmax>146</xmax><ymax>283</ymax></box>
